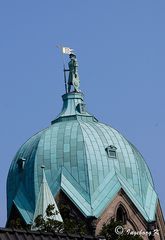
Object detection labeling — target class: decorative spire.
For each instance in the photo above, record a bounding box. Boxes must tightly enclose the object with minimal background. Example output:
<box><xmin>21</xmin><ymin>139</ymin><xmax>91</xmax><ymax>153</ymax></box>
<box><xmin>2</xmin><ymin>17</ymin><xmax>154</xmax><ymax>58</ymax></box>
<box><xmin>31</xmin><ymin>165</ymin><xmax>63</xmax><ymax>229</ymax></box>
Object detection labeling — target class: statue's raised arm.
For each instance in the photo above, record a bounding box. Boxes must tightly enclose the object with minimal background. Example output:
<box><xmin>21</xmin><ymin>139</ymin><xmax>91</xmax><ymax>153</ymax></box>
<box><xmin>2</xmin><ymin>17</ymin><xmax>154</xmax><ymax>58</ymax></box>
<box><xmin>68</xmin><ymin>53</ymin><xmax>80</xmax><ymax>93</ymax></box>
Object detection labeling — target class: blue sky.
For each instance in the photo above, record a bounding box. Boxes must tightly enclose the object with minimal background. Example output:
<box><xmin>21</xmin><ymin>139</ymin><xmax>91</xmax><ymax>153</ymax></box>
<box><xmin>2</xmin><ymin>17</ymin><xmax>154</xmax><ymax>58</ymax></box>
<box><xmin>0</xmin><ymin>1</ymin><xmax>165</xmax><ymax>226</ymax></box>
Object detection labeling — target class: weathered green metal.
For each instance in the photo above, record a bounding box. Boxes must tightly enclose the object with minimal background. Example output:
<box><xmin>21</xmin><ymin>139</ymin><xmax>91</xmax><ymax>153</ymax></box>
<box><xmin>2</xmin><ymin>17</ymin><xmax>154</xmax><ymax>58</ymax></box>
<box><xmin>7</xmin><ymin>92</ymin><xmax>158</xmax><ymax>225</ymax></box>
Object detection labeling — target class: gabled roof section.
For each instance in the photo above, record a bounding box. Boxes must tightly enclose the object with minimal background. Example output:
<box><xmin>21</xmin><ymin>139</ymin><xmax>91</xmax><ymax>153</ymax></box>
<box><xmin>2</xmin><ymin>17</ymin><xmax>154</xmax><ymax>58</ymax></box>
<box><xmin>60</xmin><ymin>164</ymin><xmax>157</xmax><ymax>222</ymax></box>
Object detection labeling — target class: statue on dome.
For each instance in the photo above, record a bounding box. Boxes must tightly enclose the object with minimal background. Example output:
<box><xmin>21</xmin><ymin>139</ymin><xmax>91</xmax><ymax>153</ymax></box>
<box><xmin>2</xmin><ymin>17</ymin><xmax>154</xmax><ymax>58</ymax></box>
<box><xmin>67</xmin><ymin>53</ymin><xmax>80</xmax><ymax>93</ymax></box>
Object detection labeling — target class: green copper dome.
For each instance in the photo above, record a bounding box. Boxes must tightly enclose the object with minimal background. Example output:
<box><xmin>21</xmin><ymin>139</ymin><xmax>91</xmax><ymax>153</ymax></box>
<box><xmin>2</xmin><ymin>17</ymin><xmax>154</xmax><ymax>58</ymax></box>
<box><xmin>7</xmin><ymin>92</ymin><xmax>158</xmax><ymax>225</ymax></box>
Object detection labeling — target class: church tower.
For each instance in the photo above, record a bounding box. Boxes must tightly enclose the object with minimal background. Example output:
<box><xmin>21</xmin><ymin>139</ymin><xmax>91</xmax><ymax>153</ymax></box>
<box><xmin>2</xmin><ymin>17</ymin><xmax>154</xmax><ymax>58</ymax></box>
<box><xmin>6</xmin><ymin>52</ymin><xmax>165</xmax><ymax>239</ymax></box>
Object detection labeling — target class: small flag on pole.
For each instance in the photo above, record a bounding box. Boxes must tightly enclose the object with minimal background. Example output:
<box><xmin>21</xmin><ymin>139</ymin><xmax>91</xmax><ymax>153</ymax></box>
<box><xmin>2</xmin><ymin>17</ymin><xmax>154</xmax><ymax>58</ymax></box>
<box><xmin>62</xmin><ymin>47</ymin><xmax>74</xmax><ymax>55</ymax></box>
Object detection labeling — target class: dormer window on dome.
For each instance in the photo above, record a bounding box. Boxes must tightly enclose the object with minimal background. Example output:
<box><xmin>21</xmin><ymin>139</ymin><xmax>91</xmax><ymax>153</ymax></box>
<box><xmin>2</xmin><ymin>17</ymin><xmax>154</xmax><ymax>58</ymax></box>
<box><xmin>17</xmin><ymin>157</ymin><xmax>26</xmax><ymax>170</ymax></box>
<box><xmin>105</xmin><ymin>145</ymin><xmax>117</xmax><ymax>158</ymax></box>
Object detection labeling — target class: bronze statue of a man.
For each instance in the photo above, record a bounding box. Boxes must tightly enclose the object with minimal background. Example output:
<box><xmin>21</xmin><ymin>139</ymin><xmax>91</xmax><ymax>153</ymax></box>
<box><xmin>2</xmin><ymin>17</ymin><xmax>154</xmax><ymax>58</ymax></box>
<box><xmin>68</xmin><ymin>53</ymin><xmax>80</xmax><ymax>92</ymax></box>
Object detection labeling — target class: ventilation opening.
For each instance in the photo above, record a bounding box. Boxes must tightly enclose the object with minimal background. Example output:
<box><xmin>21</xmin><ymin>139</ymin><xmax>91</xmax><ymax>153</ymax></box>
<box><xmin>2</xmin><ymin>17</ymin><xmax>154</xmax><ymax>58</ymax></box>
<box><xmin>105</xmin><ymin>145</ymin><xmax>117</xmax><ymax>158</ymax></box>
<box><xmin>77</xmin><ymin>103</ymin><xmax>86</xmax><ymax>114</ymax></box>
<box><xmin>17</xmin><ymin>158</ymin><xmax>26</xmax><ymax>170</ymax></box>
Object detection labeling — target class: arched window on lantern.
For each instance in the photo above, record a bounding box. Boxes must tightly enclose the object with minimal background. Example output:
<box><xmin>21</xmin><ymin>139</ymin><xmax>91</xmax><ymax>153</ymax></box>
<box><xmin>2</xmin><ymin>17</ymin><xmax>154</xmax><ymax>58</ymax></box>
<box><xmin>116</xmin><ymin>205</ymin><xmax>127</xmax><ymax>224</ymax></box>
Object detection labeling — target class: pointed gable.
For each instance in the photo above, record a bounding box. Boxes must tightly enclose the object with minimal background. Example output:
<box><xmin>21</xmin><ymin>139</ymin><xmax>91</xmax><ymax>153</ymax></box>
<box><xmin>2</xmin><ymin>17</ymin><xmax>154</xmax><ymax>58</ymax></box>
<box><xmin>32</xmin><ymin>166</ymin><xmax>63</xmax><ymax>227</ymax></box>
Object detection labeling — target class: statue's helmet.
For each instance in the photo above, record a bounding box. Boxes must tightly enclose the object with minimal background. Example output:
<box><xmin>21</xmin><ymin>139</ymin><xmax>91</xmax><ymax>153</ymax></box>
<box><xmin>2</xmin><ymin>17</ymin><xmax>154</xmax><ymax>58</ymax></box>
<box><xmin>69</xmin><ymin>53</ymin><xmax>76</xmax><ymax>58</ymax></box>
